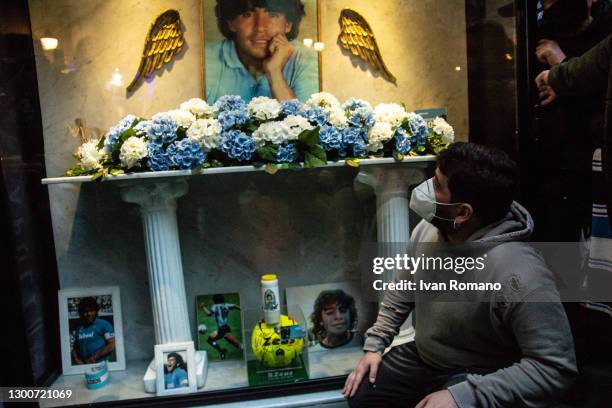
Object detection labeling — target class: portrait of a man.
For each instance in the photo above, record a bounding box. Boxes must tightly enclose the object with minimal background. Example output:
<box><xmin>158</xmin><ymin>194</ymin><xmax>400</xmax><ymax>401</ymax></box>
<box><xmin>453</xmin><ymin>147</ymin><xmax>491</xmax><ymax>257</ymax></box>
<box><xmin>204</xmin><ymin>0</ymin><xmax>320</xmax><ymax>103</ymax></box>
<box><xmin>70</xmin><ymin>297</ymin><xmax>116</xmax><ymax>365</ymax></box>
<box><xmin>311</xmin><ymin>289</ymin><xmax>358</xmax><ymax>348</ymax></box>
<box><xmin>164</xmin><ymin>352</ymin><xmax>189</xmax><ymax>389</ymax></box>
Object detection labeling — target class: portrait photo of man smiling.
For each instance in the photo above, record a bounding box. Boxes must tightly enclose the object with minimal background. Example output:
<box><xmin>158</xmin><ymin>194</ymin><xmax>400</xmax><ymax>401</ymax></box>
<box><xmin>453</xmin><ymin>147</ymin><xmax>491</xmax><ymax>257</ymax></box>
<box><xmin>204</xmin><ymin>0</ymin><xmax>320</xmax><ymax>103</ymax></box>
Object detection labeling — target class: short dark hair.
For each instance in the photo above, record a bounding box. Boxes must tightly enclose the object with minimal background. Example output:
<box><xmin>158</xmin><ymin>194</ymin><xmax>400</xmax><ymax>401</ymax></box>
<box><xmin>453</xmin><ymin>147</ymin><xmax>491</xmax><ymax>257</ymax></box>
<box><xmin>215</xmin><ymin>0</ymin><xmax>306</xmax><ymax>41</ymax></box>
<box><xmin>437</xmin><ymin>142</ymin><xmax>517</xmax><ymax>226</ymax></box>
<box><xmin>310</xmin><ymin>290</ymin><xmax>357</xmax><ymax>339</ymax></box>
<box><xmin>78</xmin><ymin>297</ymin><xmax>100</xmax><ymax>316</ymax></box>
<box><xmin>212</xmin><ymin>294</ymin><xmax>225</xmax><ymax>304</ymax></box>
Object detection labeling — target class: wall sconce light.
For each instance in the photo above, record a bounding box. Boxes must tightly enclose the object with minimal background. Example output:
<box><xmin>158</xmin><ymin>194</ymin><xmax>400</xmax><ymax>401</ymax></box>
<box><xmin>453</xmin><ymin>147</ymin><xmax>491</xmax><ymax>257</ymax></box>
<box><xmin>313</xmin><ymin>42</ymin><xmax>325</xmax><ymax>52</ymax></box>
<box><xmin>303</xmin><ymin>38</ymin><xmax>313</xmax><ymax>47</ymax></box>
<box><xmin>110</xmin><ymin>68</ymin><xmax>124</xmax><ymax>87</ymax></box>
<box><xmin>40</xmin><ymin>37</ymin><xmax>58</xmax><ymax>50</ymax></box>
<box><xmin>455</xmin><ymin>66</ymin><xmax>461</xmax><ymax>71</ymax></box>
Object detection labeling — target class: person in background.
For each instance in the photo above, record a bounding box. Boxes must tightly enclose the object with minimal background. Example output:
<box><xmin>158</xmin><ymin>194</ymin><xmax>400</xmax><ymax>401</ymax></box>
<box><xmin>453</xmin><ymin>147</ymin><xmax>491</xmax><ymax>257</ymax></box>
<box><xmin>206</xmin><ymin>0</ymin><xmax>318</xmax><ymax>103</ymax></box>
<box><xmin>344</xmin><ymin>142</ymin><xmax>577</xmax><ymax>408</ymax></box>
<box><xmin>71</xmin><ymin>297</ymin><xmax>115</xmax><ymax>365</ymax></box>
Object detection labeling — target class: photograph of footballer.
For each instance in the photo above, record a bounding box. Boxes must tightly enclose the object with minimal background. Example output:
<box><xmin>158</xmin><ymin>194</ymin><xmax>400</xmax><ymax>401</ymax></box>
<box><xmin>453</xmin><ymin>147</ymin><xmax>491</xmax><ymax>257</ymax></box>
<box><xmin>154</xmin><ymin>342</ymin><xmax>197</xmax><ymax>396</ymax></box>
<box><xmin>58</xmin><ymin>286</ymin><xmax>126</xmax><ymax>375</ymax></box>
<box><xmin>196</xmin><ymin>293</ymin><xmax>245</xmax><ymax>361</ymax></box>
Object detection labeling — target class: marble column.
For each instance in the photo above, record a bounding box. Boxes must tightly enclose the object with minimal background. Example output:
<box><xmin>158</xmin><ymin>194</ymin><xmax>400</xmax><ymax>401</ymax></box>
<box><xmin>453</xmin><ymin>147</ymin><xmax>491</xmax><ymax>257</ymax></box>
<box><xmin>120</xmin><ymin>179</ymin><xmax>207</xmax><ymax>392</ymax></box>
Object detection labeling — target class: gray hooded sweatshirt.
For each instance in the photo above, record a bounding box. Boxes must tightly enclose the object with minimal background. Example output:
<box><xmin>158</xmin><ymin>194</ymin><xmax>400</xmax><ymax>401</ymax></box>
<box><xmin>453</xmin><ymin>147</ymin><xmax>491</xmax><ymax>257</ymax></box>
<box><xmin>363</xmin><ymin>202</ymin><xmax>577</xmax><ymax>407</ymax></box>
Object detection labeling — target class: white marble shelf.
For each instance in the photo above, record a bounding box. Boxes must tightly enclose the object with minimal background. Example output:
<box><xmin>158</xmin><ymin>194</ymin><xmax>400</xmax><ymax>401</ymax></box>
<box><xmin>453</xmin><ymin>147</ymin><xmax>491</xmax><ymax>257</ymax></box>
<box><xmin>41</xmin><ymin>156</ymin><xmax>435</xmax><ymax>185</ymax></box>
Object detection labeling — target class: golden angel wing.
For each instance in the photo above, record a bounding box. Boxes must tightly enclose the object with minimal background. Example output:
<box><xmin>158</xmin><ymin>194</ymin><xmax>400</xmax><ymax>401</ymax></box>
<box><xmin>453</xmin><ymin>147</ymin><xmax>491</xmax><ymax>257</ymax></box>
<box><xmin>338</xmin><ymin>9</ymin><xmax>396</xmax><ymax>84</ymax></box>
<box><xmin>127</xmin><ymin>9</ymin><xmax>185</xmax><ymax>92</ymax></box>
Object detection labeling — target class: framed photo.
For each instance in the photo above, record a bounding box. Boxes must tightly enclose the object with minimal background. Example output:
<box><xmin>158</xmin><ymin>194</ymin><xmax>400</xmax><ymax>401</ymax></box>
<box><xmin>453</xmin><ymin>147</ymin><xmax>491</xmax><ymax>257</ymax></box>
<box><xmin>58</xmin><ymin>286</ymin><xmax>126</xmax><ymax>375</ymax></box>
<box><xmin>286</xmin><ymin>282</ymin><xmax>375</xmax><ymax>350</ymax></box>
<box><xmin>196</xmin><ymin>292</ymin><xmax>244</xmax><ymax>362</ymax></box>
<box><xmin>201</xmin><ymin>0</ymin><xmax>322</xmax><ymax>103</ymax></box>
<box><xmin>155</xmin><ymin>342</ymin><xmax>197</xmax><ymax>396</ymax></box>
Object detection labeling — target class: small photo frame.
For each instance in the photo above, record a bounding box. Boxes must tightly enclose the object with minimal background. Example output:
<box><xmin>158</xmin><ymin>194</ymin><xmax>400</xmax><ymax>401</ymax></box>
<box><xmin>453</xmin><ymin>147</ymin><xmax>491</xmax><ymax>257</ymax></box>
<box><xmin>155</xmin><ymin>342</ymin><xmax>197</xmax><ymax>396</ymax></box>
<box><xmin>196</xmin><ymin>292</ymin><xmax>245</xmax><ymax>362</ymax></box>
<box><xmin>58</xmin><ymin>286</ymin><xmax>126</xmax><ymax>375</ymax></box>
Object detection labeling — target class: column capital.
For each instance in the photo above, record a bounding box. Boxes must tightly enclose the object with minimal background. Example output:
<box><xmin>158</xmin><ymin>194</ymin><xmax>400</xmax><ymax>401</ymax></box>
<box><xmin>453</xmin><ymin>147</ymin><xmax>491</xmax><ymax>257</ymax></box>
<box><xmin>120</xmin><ymin>179</ymin><xmax>188</xmax><ymax>211</ymax></box>
<box><xmin>356</xmin><ymin>166</ymin><xmax>427</xmax><ymax>197</ymax></box>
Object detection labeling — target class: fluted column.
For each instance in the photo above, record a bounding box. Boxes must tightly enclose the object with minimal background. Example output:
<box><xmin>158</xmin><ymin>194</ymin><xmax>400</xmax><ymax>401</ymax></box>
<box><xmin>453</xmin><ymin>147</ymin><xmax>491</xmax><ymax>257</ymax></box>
<box><xmin>120</xmin><ymin>180</ymin><xmax>191</xmax><ymax>344</ymax></box>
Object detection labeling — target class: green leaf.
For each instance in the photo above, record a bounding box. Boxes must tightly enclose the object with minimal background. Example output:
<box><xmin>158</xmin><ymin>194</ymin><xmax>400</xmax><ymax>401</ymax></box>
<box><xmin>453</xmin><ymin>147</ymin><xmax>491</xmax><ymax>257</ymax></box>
<box><xmin>304</xmin><ymin>145</ymin><xmax>327</xmax><ymax>168</ymax></box>
<box><xmin>298</xmin><ymin>128</ymin><xmax>320</xmax><ymax>148</ymax></box>
<box><xmin>176</xmin><ymin>127</ymin><xmax>187</xmax><ymax>140</ymax></box>
<box><xmin>309</xmin><ymin>144</ymin><xmax>327</xmax><ymax>162</ymax></box>
<box><xmin>346</xmin><ymin>158</ymin><xmax>360</xmax><ymax>168</ymax></box>
<box><xmin>257</xmin><ymin>144</ymin><xmax>278</xmax><ymax>162</ymax></box>
<box><xmin>264</xmin><ymin>164</ymin><xmax>278</xmax><ymax>174</ymax></box>
<box><xmin>287</xmin><ymin>163</ymin><xmax>302</xmax><ymax>170</ymax></box>
<box><xmin>91</xmin><ymin>168</ymin><xmax>108</xmax><ymax>182</ymax></box>
<box><xmin>109</xmin><ymin>168</ymin><xmax>124</xmax><ymax>176</ymax></box>
<box><xmin>393</xmin><ymin>150</ymin><xmax>405</xmax><ymax>161</ymax></box>
<box><xmin>202</xmin><ymin>162</ymin><xmax>212</xmax><ymax>169</ymax></box>
<box><xmin>96</xmin><ymin>136</ymin><xmax>106</xmax><ymax>150</ymax></box>
<box><xmin>210</xmin><ymin>160</ymin><xmax>224</xmax><ymax>167</ymax></box>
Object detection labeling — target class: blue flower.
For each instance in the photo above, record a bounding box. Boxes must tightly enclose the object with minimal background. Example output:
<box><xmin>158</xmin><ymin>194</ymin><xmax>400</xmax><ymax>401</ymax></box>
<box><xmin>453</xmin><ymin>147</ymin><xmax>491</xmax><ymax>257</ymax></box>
<box><xmin>348</xmin><ymin>107</ymin><xmax>375</xmax><ymax>129</ymax></box>
<box><xmin>147</xmin><ymin>144</ymin><xmax>171</xmax><ymax>171</ymax></box>
<box><xmin>147</xmin><ymin>116</ymin><xmax>178</xmax><ymax>146</ymax></box>
<box><xmin>299</xmin><ymin>105</ymin><xmax>329</xmax><ymax>126</ymax></box>
<box><xmin>319</xmin><ymin>125</ymin><xmax>343</xmax><ymax>151</ymax></box>
<box><xmin>342</xmin><ymin>98</ymin><xmax>371</xmax><ymax>112</ymax></box>
<box><xmin>218</xmin><ymin>109</ymin><xmax>248</xmax><ymax>131</ymax></box>
<box><xmin>395</xmin><ymin>128</ymin><xmax>412</xmax><ymax>154</ymax></box>
<box><xmin>133</xmin><ymin>120</ymin><xmax>151</xmax><ymax>136</ymax></box>
<box><xmin>342</xmin><ymin>127</ymin><xmax>366</xmax><ymax>146</ymax></box>
<box><xmin>220</xmin><ymin>130</ymin><xmax>256</xmax><ymax>161</ymax></box>
<box><xmin>167</xmin><ymin>139</ymin><xmax>206</xmax><ymax>170</ymax></box>
<box><xmin>280</xmin><ymin>99</ymin><xmax>303</xmax><ymax>116</ymax></box>
<box><xmin>352</xmin><ymin>138</ymin><xmax>367</xmax><ymax>157</ymax></box>
<box><xmin>407</xmin><ymin>114</ymin><xmax>428</xmax><ymax>144</ymax></box>
<box><xmin>104</xmin><ymin>114</ymin><xmax>138</xmax><ymax>151</ymax></box>
<box><xmin>213</xmin><ymin>95</ymin><xmax>246</xmax><ymax>112</ymax></box>
<box><xmin>276</xmin><ymin>144</ymin><xmax>297</xmax><ymax>163</ymax></box>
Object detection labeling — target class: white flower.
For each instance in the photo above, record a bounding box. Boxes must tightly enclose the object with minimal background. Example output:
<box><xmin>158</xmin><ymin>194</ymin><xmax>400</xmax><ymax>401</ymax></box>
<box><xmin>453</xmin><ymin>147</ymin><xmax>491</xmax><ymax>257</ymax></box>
<box><xmin>153</xmin><ymin>109</ymin><xmax>195</xmax><ymax>129</ymax></box>
<box><xmin>252</xmin><ymin>121</ymin><xmax>291</xmax><ymax>147</ymax></box>
<box><xmin>180</xmin><ymin>98</ymin><xmax>216</xmax><ymax>117</ymax></box>
<box><xmin>282</xmin><ymin>115</ymin><xmax>315</xmax><ymax>139</ymax></box>
<box><xmin>119</xmin><ymin>136</ymin><xmax>148</xmax><ymax>169</ymax></box>
<box><xmin>367</xmin><ymin>122</ymin><xmax>394</xmax><ymax>152</ymax></box>
<box><xmin>77</xmin><ymin>140</ymin><xmax>104</xmax><ymax>171</ymax></box>
<box><xmin>187</xmin><ymin>119</ymin><xmax>222</xmax><ymax>151</ymax></box>
<box><xmin>432</xmin><ymin>117</ymin><xmax>455</xmax><ymax>144</ymax></box>
<box><xmin>328</xmin><ymin>106</ymin><xmax>348</xmax><ymax>128</ymax></box>
<box><xmin>306</xmin><ymin>92</ymin><xmax>340</xmax><ymax>110</ymax></box>
<box><xmin>247</xmin><ymin>96</ymin><xmax>281</xmax><ymax>121</ymax></box>
<box><xmin>374</xmin><ymin>103</ymin><xmax>408</xmax><ymax>127</ymax></box>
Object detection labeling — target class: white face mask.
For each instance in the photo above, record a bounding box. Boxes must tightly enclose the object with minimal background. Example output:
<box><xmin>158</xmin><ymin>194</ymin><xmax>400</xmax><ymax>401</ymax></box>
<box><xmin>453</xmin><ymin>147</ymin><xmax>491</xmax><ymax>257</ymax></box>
<box><xmin>410</xmin><ymin>178</ymin><xmax>462</xmax><ymax>223</ymax></box>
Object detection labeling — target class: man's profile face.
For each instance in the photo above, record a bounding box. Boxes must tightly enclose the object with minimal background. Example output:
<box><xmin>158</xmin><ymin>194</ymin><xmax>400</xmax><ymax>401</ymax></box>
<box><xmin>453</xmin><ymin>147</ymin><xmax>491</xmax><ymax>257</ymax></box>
<box><xmin>321</xmin><ymin>302</ymin><xmax>350</xmax><ymax>336</ymax></box>
<box><xmin>227</xmin><ymin>7</ymin><xmax>293</xmax><ymax>59</ymax></box>
<box><xmin>433</xmin><ymin>167</ymin><xmax>452</xmax><ymax>204</ymax></box>
<box><xmin>81</xmin><ymin>308</ymin><xmax>97</xmax><ymax>325</ymax></box>
<box><xmin>166</xmin><ymin>356</ymin><xmax>177</xmax><ymax>371</ymax></box>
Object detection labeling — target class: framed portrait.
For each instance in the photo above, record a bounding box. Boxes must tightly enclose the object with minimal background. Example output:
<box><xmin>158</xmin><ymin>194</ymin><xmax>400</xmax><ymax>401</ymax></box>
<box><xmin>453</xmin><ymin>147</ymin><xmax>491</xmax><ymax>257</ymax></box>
<box><xmin>286</xmin><ymin>282</ymin><xmax>375</xmax><ymax>350</ymax></box>
<box><xmin>154</xmin><ymin>342</ymin><xmax>197</xmax><ymax>396</ymax></box>
<box><xmin>196</xmin><ymin>292</ymin><xmax>245</xmax><ymax>362</ymax></box>
<box><xmin>58</xmin><ymin>286</ymin><xmax>126</xmax><ymax>375</ymax></box>
<box><xmin>201</xmin><ymin>0</ymin><xmax>322</xmax><ymax>104</ymax></box>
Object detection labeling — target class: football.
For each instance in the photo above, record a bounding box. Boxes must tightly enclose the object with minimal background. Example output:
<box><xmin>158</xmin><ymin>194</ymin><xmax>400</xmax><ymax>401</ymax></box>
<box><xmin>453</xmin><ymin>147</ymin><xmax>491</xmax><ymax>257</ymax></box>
<box><xmin>197</xmin><ymin>324</ymin><xmax>207</xmax><ymax>335</ymax></box>
<box><xmin>251</xmin><ymin>314</ymin><xmax>304</xmax><ymax>368</ymax></box>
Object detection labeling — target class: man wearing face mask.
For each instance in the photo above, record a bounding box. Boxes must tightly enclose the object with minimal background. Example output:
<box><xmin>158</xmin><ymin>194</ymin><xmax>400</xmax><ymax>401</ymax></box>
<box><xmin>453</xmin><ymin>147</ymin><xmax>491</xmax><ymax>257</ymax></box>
<box><xmin>344</xmin><ymin>143</ymin><xmax>577</xmax><ymax>408</ymax></box>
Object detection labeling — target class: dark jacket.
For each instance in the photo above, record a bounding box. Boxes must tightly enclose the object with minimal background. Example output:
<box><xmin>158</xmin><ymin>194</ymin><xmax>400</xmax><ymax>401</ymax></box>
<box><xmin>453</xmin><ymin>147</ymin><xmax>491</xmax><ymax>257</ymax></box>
<box><xmin>549</xmin><ymin>34</ymin><xmax>612</xmax><ymax>229</ymax></box>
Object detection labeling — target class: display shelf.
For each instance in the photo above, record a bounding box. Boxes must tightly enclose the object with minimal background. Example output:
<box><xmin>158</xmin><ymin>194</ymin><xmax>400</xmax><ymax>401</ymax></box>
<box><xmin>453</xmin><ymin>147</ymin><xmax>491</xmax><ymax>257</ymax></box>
<box><xmin>41</xmin><ymin>156</ymin><xmax>435</xmax><ymax>185</ymax></box>
<box><xmin>41</xmin><ymin>347</ymin><xmax>364</xmax><ymax>407</ymax></box>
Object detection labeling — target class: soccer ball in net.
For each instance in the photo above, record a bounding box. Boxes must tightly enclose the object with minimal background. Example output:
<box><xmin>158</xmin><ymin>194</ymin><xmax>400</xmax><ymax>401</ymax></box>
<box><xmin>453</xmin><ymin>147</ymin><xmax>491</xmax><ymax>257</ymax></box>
<box><xmin>251</xmin><ymin>314</ymin><xmax>304</xmax><ymax>368</ymax></box>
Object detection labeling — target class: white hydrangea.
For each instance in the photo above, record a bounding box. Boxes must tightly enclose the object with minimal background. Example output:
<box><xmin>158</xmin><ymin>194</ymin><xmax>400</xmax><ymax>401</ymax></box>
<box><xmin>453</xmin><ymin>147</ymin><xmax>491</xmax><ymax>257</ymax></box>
<box><xmin>119</xmin><ymin>136</ymin><xmax>148</xmax><ymax>169</ymax></box>
<box><xmin>77</xmin><ymin>140</ymin><xmax>105</xmax><ymax>171</ymax></box>
<box><xmin>187</xmin><ymin>119</ymin><xmax>222</xmax><ymax>151</ymax></box>
<box><xmin>283</xmin><ymin>115</ymin><xmax>315</xmax><ymax>139</ymax></box>
<box><xmin>306</xmin><ymin>92</ymin><xmax>340</xmax><ymax>110</ymax></box>
<box><xmin>252</xmin><ymin>121</ymin><xmax>291</xmax><ymax>147</ymax></box>
<box><xmin>180</xmin><ymin>98</ymin><xmax>216</xmax><ymax>117</ymax></box>
<box><xmin>367</xmin><ymin>122</ymin><xmax>394</xmax><ymax>152</ymax></box>
<box><xmin>432</xmin><ymin>117</ymin><xmax>455</xmax><ymax>144</ymax></box>
<box><xmin>153</xmin><ymin>109</ymin><xmax>196</xmax><ymax>129</ymax></box>
<box><xmin>329</xmin><ymin>106</ymin><xmax>348</xmax><ymax>128</ymax></box>
<box><xmin>247</xmin><ymin>96</ymin><xmax>281</xmax><ymax>121</ymax></box>
<box><xmin>374</xmin><ymin>103</ymin><xmax>408</xmax><ymax>127</ymax></box>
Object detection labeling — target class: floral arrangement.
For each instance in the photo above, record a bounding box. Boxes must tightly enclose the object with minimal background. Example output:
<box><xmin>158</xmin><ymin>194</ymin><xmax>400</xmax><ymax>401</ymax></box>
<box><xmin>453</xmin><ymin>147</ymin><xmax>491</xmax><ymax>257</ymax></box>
<box><xmin>66</xmin><ymin>93</ymin><xmax>455</xmax><ymax>179</ymax></box>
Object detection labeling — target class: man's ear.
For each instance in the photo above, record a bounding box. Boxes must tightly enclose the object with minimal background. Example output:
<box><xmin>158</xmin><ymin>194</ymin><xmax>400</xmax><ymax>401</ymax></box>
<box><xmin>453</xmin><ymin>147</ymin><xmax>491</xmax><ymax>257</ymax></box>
<box><xmin>227</xmin><ymin>19</ymin><xmax>238</xmax><ymax>33</ymax></box>
<box><xmin>455</xmin><ymin>203</ymin><xmax>474</xmax><ymax>225</ymax></box>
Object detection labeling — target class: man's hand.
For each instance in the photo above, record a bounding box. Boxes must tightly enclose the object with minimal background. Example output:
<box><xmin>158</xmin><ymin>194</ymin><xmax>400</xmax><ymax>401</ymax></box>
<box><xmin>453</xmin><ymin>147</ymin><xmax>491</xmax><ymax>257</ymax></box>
<box><xmin>342</xmin><ymin>351</ymin><xmax>382</xmax><ymax>399</ymax></box>
<box><xmin>535</xmin><ymin>70</ymin><xmax>557</xmax><ymax>106</ymax></box>
<box><xmin>263</xmin><ymin>33</ymin><xmax>295</xmax><ymax>76</ymax></box>
<box><xmin>415</xmin><ymin>390</ymin><xmax>458</xmax><ymax>408</ymax></box>
<box><xmin>536</xmin><ymin>39</ymin><xmax>567</xmax><ymax>67</ymax></box>
<box><xmin>86</xmin><ymin>355</ymin><xmax>98</xmax><ymax>364</ymax></box>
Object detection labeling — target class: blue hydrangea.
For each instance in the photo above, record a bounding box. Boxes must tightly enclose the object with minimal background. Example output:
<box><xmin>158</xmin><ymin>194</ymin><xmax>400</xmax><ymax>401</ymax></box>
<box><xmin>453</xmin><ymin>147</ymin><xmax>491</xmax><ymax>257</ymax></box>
<box><xmin>213</xmin><ymin>95</ymin><xmax>247</xmax><ymax>112</ymax></box>
<box><xmin>133</xmin><ymin>120</ymin><xmax>151</xmax><ymax>136</ymax></box>
<box><xmin>395</xmin><ymin>128</ymin><xmax>412</xmax><ymax>154</ymax></box>
<box><xmin>352</xmin><ymin>138</ymin><xmax>368</xmax><ymax>157</ymax></box>
<box><xmin>218</xmin><ymin>109</ymin><xmax>248</xmax><ymax>131</ymax></box>
<box><xmin>147</xmin><ymin>116</ymin><xmax>178</xmax><ymax>146</ymax></box>
<box><xmin>167</xmin><ymin>139</ymin><xmax>206</xmax><ymax>170</ymax></box>
<box><xmin>348</xmin><ymin>107</ymin><xmax>375</xmax><ymax>129</ymax></box>
<box><xmin>104</xmin><ymin>114</ymin><xmax>138</xmax><ymax>151</ymax></box>
<box><xmin>280</xmin><ymin>99</ymin><xmax>304</xmax><ymax>116</ymax></box>
<box><xmin>147</xmin><ymin>144</ymin><xmax>171</xmax><ymax>171</ymax></box>
<box><xmin>342</xmin><ymin>127</ymin><xmax>366</xmax><ymax>146</ymax></box>
<box><xmin>276</xmin><ymin>144</ymin><xmax>297</xmax><ymax>163</ymax></box>
<box><xmin>299</xmin><ymin>105</ymin><xmax>329</xmax><ymax>126</ymax></box>
<box><xmin>342</xmin><ymin>98</ymin><xmax>371</xmax><ymax>112</ymax></box>
<box><xmin>220</xmin><ymin>130</ymin><xmax>256</xmax><ymax>161</ymax></box>
<box><xmin>407</xmin><ymin>114</ymin><xmax>429</xmax><ymax>144</ymax></box>
<box><xmin>319</xmin><ymin>125</ymin><xmax>343</xmax><ymax>151</ymax></box>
